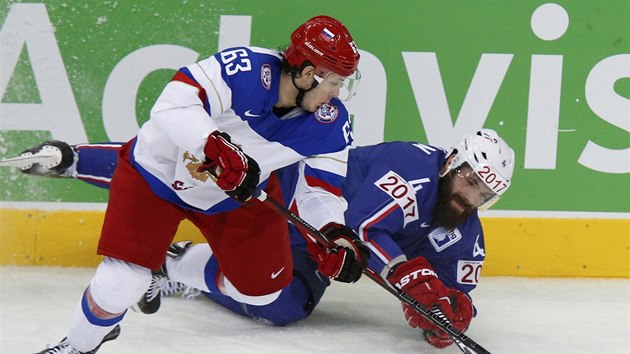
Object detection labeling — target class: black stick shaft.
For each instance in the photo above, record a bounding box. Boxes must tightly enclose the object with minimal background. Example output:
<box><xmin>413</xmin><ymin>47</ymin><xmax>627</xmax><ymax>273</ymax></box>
<box><xmin>252</xmin><ymin>189</ymin><xmax>492</xmax><ymax>354</ymax></box>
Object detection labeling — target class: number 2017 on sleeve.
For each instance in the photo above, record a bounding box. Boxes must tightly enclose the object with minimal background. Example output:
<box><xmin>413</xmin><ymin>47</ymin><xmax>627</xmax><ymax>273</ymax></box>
<box><xmin>457</xmin><ymin>260</ymin><xmax>483</xmax><ymax>285</ymax></box>
<box><xmin>375</xmin><ymin>171</ymin><xmax>418</xmax><ymax>219</ymax></box>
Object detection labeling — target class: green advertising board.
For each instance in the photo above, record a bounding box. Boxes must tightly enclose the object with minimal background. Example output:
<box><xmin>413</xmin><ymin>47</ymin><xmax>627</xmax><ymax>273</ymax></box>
<box><xmin>1</xmin><ymin>0</ymin><xmax>629</xmax><ymax>214</ymax></box>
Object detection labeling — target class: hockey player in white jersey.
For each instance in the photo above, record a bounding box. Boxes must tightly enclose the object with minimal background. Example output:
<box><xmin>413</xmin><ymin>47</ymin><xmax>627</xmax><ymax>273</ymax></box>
<box><xmin>26</xmin><ymin>15</ymin><xmax>369</xmax><ymax>354</ymax></box>
<box><xmin>9</xmin><ymin>129</ymin><xmax>514</xmax><ymax>350</ymax></box>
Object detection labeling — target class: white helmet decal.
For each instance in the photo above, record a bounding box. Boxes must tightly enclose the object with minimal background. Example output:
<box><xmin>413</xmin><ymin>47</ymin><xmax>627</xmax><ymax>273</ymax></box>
<box><xmin>442</xmin><ymin>129</ymin><xmax>515</xmax><ymax>210</ymax></box>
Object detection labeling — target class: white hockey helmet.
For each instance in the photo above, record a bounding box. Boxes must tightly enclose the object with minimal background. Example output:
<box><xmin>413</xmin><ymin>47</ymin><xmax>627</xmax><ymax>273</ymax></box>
<box><xmin>441</xmin><ymin>129</ymin><xmax>515</xmax><ymax>210</ymax></box>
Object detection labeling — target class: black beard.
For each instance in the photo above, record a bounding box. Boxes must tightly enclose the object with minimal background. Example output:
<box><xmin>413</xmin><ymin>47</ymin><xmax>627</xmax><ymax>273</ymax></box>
<box><xmin>433</xmin><ymin>173</ymin><xmax>474</xmax><ymax>230</ymax></box>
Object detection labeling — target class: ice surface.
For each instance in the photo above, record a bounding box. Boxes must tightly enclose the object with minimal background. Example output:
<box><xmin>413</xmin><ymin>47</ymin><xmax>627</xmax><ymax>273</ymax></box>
<box><xmin>1</xmin><ymin>266</ymin><xmax>628</xmax><ymax>353</ymax></box>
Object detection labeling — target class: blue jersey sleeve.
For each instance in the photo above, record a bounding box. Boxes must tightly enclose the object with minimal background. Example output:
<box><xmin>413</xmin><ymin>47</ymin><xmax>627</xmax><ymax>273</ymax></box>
<box><xmin>215</xmin><ymin>47</ymin><xmax>280</xmax><ymax>117</ymax></box>
<box><xmin>342</xmin><ymin>142</ymin><xmax>445</xmax><ymax>278</ymax></box>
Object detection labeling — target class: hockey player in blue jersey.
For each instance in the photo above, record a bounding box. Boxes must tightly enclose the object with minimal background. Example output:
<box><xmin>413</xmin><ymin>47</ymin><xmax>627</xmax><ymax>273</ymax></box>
<box><xmin>10</xmin><ymin>129</ymin><xmax>514</xmax><ymax>350</ymax></box>
<box><xmin>25</xmin><ymin>15</ymin><xmax>369</xmax><ymax>354</ymax></box>
<box><xmin>198</xmin><ymin>128</ymin><xmax>514</xmax><ymax>349</ymax></box>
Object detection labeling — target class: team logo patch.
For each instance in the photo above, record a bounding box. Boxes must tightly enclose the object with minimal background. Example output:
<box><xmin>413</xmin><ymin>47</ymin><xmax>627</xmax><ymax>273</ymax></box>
<box><xmin>260</xmin><ymin>64</ymin><xmax>272</xmax><ymax>90</ymax></box>
<box><xmin>315</xmin><ymin>103</ymin><xmax>339</xmax><ymax>123</ymax></box>
<box><xmin>428</xmin><ymin>227</ymin><xmax>462</xmax><ymax>252</ymax></box>
<box><xmin>182</xmin><ymin>151</ymin><xmax>214</xmax><ymax>183</ymax></box>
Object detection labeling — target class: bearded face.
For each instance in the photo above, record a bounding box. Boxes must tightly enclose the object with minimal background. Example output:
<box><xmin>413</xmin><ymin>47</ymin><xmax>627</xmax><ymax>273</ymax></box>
<box><xmin>433</xmin><ymin>171</ymin><xmax>476</xmax><ymax>230</ymax></box>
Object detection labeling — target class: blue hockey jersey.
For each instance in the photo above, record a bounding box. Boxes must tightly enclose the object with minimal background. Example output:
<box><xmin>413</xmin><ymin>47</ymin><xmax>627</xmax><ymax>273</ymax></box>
<box><xmin>286</xmin><ymin>141</ymin><xmax>486</xmax><ymax>296</ymax></box>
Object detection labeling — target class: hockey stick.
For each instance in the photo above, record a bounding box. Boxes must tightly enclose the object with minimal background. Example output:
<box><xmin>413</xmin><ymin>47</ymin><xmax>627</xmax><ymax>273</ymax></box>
<box><xmin>251</xmin><ymin>188</ymin><xmax>492</xmax><ymax>354</ymax></box>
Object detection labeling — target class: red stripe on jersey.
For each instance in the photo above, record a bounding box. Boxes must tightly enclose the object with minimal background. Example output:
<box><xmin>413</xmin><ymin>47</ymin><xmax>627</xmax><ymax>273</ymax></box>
<box><xmin>75</xmin><ymin>144</ymin><xmax>122</xmax><ymax>152</ymax></box>
<box><xmin>367</xmin><ymin>239</ymin><xmax>392</xmax><ymax>263</ymax></box>
<box><xmin>359</xmin><ymin>203</ymin><xmax>399</xmax><ymax>261</ymax></box>
<box><xmin>305</xmin><ymin>176</ymin><xmax>342</xmax><ymax>196</ymax></box>
<box><xmin>172</xmin><ymin>71</ymin><xmax>209</xmax><ymax>111</ymax></box>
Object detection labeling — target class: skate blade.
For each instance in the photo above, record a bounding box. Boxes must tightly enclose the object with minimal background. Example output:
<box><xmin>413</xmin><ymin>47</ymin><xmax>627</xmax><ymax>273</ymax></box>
<box><xmin>0</xmin><ymin>151</ymin><xmax>61</xmax><ymax>169</ymax></box>
<box><xmin>130</xmin><ymin>303</ymin><xmax>142</xmax><ymax>313</ymax></box>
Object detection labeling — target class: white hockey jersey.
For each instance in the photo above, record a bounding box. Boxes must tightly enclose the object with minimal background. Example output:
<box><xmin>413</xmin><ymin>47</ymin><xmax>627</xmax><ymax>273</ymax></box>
<box><xmin>131</xmin><ymin>46</ymin><xmax>354</xmax><ymax>214</ymax></box>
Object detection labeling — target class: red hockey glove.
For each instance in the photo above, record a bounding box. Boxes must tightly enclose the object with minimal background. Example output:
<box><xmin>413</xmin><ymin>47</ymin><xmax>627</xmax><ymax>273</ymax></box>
<box><xmin>307</xmin><ymin>222</ymin><xmax>370</xmax><ymax>283</ymax></box>
<box><xmin>421</xmin><ymin>288</ymin><xmax>474</xmax><ymax>348</ymax></box>
<box><xmin>199</xmin><ymin>131</ymin><xmax>260</xmax><ymax>203</ymax></box>
<box><xmin>389</xmin><ymin>257</ymin><xmax>474</xmax><ymax>349</ymax></box>
<box><xmin>387</xmin><ymin>257</ymin><xmax>447</xmax><ymax>312</ymax></box>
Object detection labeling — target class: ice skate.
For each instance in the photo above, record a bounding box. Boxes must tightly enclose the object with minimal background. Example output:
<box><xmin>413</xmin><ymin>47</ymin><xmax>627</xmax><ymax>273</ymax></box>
<box><xmin>36</xmin><ymin>324</ymin><xmax>120</xmax><ymax>354</ymax></box>
<box><xmin>135</xmin><ymin>241</ymin><xmax>200</xmax><ymax>314</ymax></box>
<box><xmin>1</xmin><ymin>140</ymin><xmax>76</xmax><ymax>177</ymax></box>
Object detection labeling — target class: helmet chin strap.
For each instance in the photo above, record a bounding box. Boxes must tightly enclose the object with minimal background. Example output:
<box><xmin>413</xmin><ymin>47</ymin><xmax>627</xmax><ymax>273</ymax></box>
<box><xmin>291</xmin><ymin>73</ymin><xmax>318</xmax><ymax>108</ymax></box>
<box><xmin>439</xmin><ymin>152</ymin><xmax>458</xmax><ymax>178</ymax></box>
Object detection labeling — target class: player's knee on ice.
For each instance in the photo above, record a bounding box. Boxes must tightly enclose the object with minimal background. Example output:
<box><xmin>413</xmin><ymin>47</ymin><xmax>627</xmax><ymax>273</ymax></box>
<box><xmin>204</xmin><ymin>248</ymin><xmax>330</xmax><ymax>326</ymax></box>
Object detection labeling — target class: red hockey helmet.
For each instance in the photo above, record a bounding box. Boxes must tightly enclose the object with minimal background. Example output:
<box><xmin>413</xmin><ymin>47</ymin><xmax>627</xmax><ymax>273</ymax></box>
<box><xmin>285</xmin><ymin>15</ymin><xmax>360</xmax><ymax>77</ymax></box>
